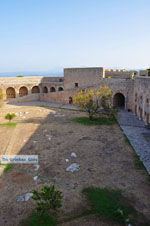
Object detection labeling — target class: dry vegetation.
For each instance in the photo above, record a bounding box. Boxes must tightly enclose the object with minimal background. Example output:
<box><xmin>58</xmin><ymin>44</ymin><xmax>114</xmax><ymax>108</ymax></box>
<box><xmin>0</xmin><ymin>104</ymin><xmax>149</xmax><ymax>226</ymax></box>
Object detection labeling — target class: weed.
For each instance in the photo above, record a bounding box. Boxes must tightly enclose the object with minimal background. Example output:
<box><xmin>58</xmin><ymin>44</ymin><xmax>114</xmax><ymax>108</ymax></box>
<box><xmin>72</xmin><ymin>116</ymin><xmax>116</xmax><ymax>126</ymax></box>
<box><xmin>82</xmin><ymin>187</ymin><xmax>136</xmax><ymax>225</ymax></box>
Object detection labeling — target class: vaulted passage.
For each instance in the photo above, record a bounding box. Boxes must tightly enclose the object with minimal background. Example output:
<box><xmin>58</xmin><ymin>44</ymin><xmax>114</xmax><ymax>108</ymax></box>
<box><xmin>58</xmin><ymin>87</ymin><xmax>64</xmax><ymax>91</ymax></box>
<box><xmin>19</xmin><ymin>86</ymin><xmax>28</xmax><ymax>97</ymax></box>
<box><xmin>43</xmin><ymin>86</ymin><xmax>48</xmax><ymax>93</ymax></box>
<box><xmin>113</xmin><ymin>93</ymin><xmax>125</xmax><ymax>108</ymax></box>
<box><xmin>31</xmin><ymin>86</ymin><xmax>40</xmax><ymax>93</ymax></box>
<box><xmin>50</xmin><ymin>87</ymin><xmax>56</xmax><ymax>92</ymax></box>
<box><xmin>6</xmin><ymin>87</ymin><xmax>16</xmax><ymax>99</ymax></box>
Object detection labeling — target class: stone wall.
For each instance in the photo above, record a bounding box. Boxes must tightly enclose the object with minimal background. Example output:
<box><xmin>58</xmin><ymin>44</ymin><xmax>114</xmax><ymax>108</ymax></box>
<box><xmin>0</xmin><ymin>67</ymin><xmax>150</xmax><ymax>125</ymax></box>
<box><xmin>0</xmin><ymin>76</ymin><xmax>64</xmax><ymax>99</ymax></box>
<box><xmin>134</xmin><ymin>77</ymin><xmax>150</xmax><ymax>124</ymax></box>
<box><xmin>64</xmin><ymin>67</ymin><xmax>104</xmax><ymax>90</ymax></box>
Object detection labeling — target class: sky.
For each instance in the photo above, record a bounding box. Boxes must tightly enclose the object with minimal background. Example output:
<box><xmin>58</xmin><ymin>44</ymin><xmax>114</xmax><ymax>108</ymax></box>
<box><xmin>0</xmin><ymin>0</ymin><xmax>150</xmax><ymax>74</ymax></box>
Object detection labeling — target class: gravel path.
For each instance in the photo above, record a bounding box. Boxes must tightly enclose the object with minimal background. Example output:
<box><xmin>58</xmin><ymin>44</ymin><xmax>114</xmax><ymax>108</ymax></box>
<box><xmin>117</xmin><ymin>110</ymin><xmax>150</xmax><ymax>174</ymax></box>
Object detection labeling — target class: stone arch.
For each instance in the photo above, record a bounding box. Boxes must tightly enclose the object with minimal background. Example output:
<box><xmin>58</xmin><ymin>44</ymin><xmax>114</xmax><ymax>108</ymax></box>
<box><xmin>69</xmin><ymin>96</ymin><xmax>73</xmax><ymax>104</ymax></box>
<box><xmin>58</xmin><ymin>87</ymin><xmax>64</xmax><ymax>91</ymax></box>
<box><xmin>43</xmin><ymin>86</ymin><xmax>48</xmax><ymax>93</ymax></box>
<box><xmin>31</xmin><ymin>86</ymin><xmax>40</xmax><ymax>94</ymax></box>
<box><xmin>113</xmin><ymin>93</ymin><xmax>125</xmax><ymax>108</ymax></box>
<box><xmin>19</xmin><ymin>86</ymin><xmax>28</xmax><ymax>97</ymax></box>
<box><xmin>50</xmin><ymin>87</ymin><xmax>56</xmax><ymax>92</ymax></box>
<box><xmin>6</xmin><ymin>87</ymin><xmax>16</xmax><ymax>99</ymax></box>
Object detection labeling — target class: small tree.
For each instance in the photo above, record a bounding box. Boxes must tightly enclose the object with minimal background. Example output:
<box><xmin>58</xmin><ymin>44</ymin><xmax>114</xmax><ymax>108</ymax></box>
<box><xmin>32</xmin><ymin>185</ymin><xmax>63</xmax><ymax>217</ymax></box>
<box><xmin>73</xmin><ymin>86</ymin><xmax>114</xmax><ymax>120</ymax></box>
<box><xmin>5</xmin><ymin>113</ymin><xmax>16</xmax><ymax>122</ymax></box>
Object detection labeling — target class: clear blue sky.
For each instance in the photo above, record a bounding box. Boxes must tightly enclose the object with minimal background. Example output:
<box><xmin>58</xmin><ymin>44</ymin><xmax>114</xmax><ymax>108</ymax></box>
<box><xmin>0</xmin><ymin>0</ymin><xmax>150</xmax><ymax>73</ymax></box>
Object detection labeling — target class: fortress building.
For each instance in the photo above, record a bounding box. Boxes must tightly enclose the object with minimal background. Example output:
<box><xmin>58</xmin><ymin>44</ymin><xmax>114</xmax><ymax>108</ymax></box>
<box><xmin>0</xmin><ymin>67</ymin><xmax>150</xmax><ymax>125</ymax></box>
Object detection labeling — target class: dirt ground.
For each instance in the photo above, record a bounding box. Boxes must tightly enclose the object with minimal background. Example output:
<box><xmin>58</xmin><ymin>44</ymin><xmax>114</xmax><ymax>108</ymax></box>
<box><xmin>0</xmin><ymin>103</ymin><xmax>150</xmax><ymax>226</ymax></box>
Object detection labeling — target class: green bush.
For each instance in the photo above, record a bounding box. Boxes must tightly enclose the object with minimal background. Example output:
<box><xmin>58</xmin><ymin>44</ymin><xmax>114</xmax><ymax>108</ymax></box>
<box><xmin>5</xmin><ymin>113</ymin><xmax>16</xmax><ymax>122</ymax></box>
<box><xmin>32</xmin><ymin>185</ymin><xmax>63</xmax><ymax>216</ymax></box>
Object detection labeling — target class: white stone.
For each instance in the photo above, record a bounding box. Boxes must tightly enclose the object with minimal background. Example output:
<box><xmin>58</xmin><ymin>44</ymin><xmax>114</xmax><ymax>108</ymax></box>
<box><xmin>17</xmin><ymin>193</ymin><xmax>33</xmax><ymax>202</ymax></box>
<box><xmin>66</xmin><ymin>163</ymin><xmax>80</xmax><ymax>172</ymax></box>
<box><xmin>33</xmin><ymin>140</ymin><xmax>37</xmax><ymax>143</ymax></box>
<box><xmin>65</xmin><ymin>159</ymin><xmax>69</xmax><ymax>162</ymax></box>
<box><xmin>46</xmin><ymin>135</ymin><xmax>52</xmax><ymax>140</ymax></box>
<box><xmin>33</xmin><ymin>176</ymin><xmax>38</xmax><ymax>181</ymax></box>
<box><xmin>71</xmin><ymin>152</ymin><xmax>77</xmax><ymax>158</ymax></box>
<box><xmin>34</xmin><ymin>165</ymin><xmax>40</xmax><ymax>171</ymax></box>
<box><xmin>51</xmin><ymin>111</ymin><xmax>56</xmax><ymax>114</ymax></box>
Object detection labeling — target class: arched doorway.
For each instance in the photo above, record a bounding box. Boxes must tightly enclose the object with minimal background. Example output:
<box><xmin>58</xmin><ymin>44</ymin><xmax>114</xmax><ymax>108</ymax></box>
<box><xmin>50</xmin><ymin>87</ymin><xmax>56</xmax><ymax>92</ymax></box>
<box><xmin>58</xmin><ymin>87</ymin><xmax>64</xmax><ymax>91</ymax></box>
<box><xmin>6</xmin><ymin>87</ymin><xmax>16</xmax><ymax>99</ymax></box>
<box><xmin>113</xmin><ymin>93</ymin><xmax>125</xmax><ymax>108</ymax></box>
<box><xmin>31</xmin><ymin>86</ymin><xmax>40</xmax><ymax>93</ymax></box>
<box><xmin>69</xmin><ymin>97</ymin><xmax>73</xmax><ymax>104</ymax></box>
<box><xmin>43</xmin><ymin>86</ymin><xmax>48</xmax><ymax>93</ymax></box>
<box><xmin>19</xmin><ymin>86</ymin><xmax>28</xmax><ymax>97</ymax></box>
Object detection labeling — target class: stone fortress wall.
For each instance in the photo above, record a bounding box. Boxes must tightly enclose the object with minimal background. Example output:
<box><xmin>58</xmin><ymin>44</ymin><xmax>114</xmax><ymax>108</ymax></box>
<box><xmin>0</xmin><ymin>67</ymin><xmax>150</xmax><ymax>124</ymax></box>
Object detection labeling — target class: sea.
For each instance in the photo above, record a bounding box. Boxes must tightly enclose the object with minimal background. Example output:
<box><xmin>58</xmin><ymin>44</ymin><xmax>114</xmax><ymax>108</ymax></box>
<box><xmin>0</xmin><ymin>71</ymin><xmax>63</xmax><ymax>78</ymax></box>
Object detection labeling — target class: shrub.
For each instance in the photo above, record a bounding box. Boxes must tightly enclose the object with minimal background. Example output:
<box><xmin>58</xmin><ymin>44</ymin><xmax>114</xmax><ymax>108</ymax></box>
<box><xmin>5</xmin><ymin>113</ymin><xmax>16</xmax><ymax>122</ymax></box>
<box><xmin>32</xmin><ymin>185</ymin><xmax>63</xmax><ymax>216</ymax></box>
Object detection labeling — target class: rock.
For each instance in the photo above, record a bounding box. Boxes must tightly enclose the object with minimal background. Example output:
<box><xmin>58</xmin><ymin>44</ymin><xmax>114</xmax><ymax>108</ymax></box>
<box><xmin>51</xmin><ymin>111</ymin><xmax>56</xmax><ymax>115</ymax></box>
<box><xmin>33</xmin><ymin>141</ymin><xmax>37</xmax><ymax>143</ymax></box>
<box><xmin>46</xmin><ymin>135</ymin><xmax>52</xmax><ymax>140</ymax></box>
<box><xmin>65</xmin><ymin>159</ymin><xmax>69</xmax><ymax>162</ymax></box>
<box><xmin>33</xmin><ymin>176</ymin><xmax>38</xmax><ymax>181</ymax></box>
<box><xmin>17</xmin><ymin>193</ymin><xmax>33</xmax><ymax>202</ymax></box>
<box><xmin>34</xmin><ymin>165</ymin><xmax>40</xmax><ymax>171</ymax></box>
<box><xmin>125</xmin><ymin>219</ymin><xmax>130</xmax><ymax>223</ymax></box>
<box><xmin>66</xmin><ymin>163</ymin><xmax>80</xmax><ymax>172</ymax></box>
<box><xmin>71</xmin><ymin>152</ymin><xmax>77</xmax><ymax>158</ymax></box>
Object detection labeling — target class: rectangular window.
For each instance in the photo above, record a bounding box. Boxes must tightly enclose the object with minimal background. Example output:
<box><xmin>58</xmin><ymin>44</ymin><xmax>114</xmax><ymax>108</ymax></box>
<box><xmin>75</xmin><ymin>83</ymin><xmax>78</xmax><ymax>87</ymax></box>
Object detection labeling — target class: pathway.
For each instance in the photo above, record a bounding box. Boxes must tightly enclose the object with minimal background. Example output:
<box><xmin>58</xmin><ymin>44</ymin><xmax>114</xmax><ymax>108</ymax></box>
<box><xmin>117</xmin><ymin>110</ymin><xmax>150</xmax><ymax>174</ymax></box>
